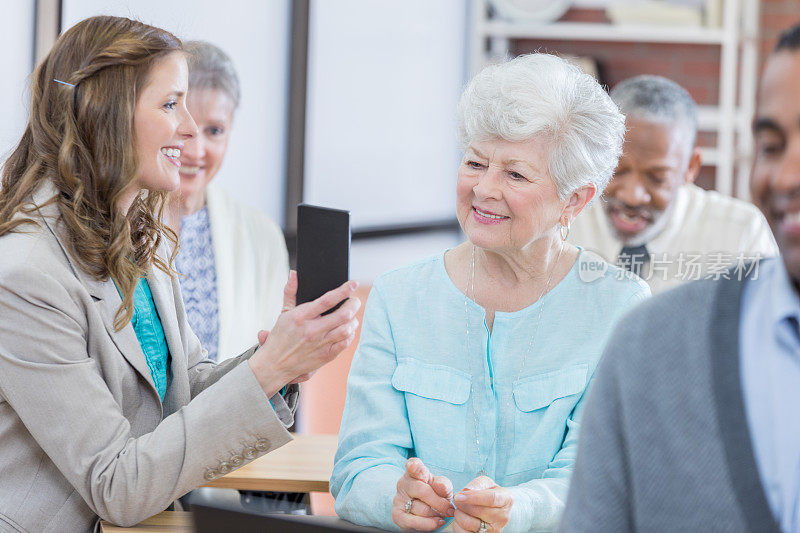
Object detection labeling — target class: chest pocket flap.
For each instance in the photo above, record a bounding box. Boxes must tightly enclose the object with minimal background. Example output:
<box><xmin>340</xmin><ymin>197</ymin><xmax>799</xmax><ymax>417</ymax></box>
<box><xmin>392</xmin><ymin>358</ymin><xmax>471</xmax><ymax>404</ymax></box>
<box><xmin>513</xmin><ymin>363</ymin><xmax>588</xmax><ymax>412</ymax></box>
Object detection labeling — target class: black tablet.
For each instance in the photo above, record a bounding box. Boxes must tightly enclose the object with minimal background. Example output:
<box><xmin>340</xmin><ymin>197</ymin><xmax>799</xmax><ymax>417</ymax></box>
<box><xmin>296</xmin><ymin>204</ymin><xmax>351</xmax><ymax>313</ymax></box>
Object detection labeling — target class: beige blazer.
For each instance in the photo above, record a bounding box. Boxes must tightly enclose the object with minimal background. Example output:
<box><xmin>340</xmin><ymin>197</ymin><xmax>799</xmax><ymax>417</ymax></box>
<box><xmin>0</xmin><ymin>182</ymin><xmax>298</xmax><ymax>532</ymax></box>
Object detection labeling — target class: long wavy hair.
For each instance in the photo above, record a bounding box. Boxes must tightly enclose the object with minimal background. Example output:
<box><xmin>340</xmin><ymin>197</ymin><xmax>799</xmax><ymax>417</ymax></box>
<box><xmin>0</xmin><ymin>16</ymin><xmax>182</xmax><ymax>330</ymax></box>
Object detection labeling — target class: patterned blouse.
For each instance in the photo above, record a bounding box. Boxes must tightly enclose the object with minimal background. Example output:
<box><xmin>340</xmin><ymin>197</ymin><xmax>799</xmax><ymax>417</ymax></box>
<box><xmin>176</xmin><ymin>206</ymin><xmax>220</xmax><ymax>361</ymax></box>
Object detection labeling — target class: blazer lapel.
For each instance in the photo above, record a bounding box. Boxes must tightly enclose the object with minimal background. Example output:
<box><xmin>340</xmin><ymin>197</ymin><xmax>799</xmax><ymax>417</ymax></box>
<box><xmin>31</xmin><ymin>183</ymin><xmax>159</xmax><ymax>398</ymax></box>
<box><xmin>709</xmin><ymin>274</ymin><xmax>780</xmax><ymax>532</ymax></box>
<box><xmin>146</xmin><ymin>264</ymin><xmax>190</xmax><ymax>414</ymax></box>
<box><xmin>94</xmin><ymin>280</ymin><xmax>160</xmax><ymax>398</ymax></box>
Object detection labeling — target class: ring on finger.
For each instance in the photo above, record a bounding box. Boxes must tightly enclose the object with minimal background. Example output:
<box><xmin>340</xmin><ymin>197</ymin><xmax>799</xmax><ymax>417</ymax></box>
<box><xmin>404</xmin><ymin>498</ymin><xmax>414</xmax><ymax>513</ymax></box>
<box><xmin>478</xmin><ymin>520</ymin><xmax>487</xmax><ymax>533</ymax></box>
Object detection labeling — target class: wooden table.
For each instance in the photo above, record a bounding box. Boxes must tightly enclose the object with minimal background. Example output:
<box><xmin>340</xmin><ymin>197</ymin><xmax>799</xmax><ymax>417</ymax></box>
<box><xmin>100</xmin><ymin>511</ymin><xmax>192</xmax><ymax>532</ymax></box>
<box><xmin>204</xmin><ymin>433</ymin><xmax>338</xmax><ymax>493</ymax></box>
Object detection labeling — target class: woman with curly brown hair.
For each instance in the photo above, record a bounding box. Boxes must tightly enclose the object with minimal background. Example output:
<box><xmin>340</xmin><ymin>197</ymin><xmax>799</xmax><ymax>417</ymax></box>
<box><xmin>0</xmin><ymin>15</ymin><xmax>360</xmax><ymax>532</ymax></box>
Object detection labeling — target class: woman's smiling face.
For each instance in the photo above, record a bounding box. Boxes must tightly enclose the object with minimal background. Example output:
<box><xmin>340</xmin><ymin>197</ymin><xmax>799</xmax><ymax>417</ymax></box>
<box><xmin>178</xmin><ymin>87</ymin><xmax>235</xmax><ymax>207</ymax></box>
<box><xmin>456</xmin><ymin>137</ymin><xmax>566</xmax><ymax>253</ymax></box>
<box><xmin>132</xmin><ymin>51</ymin><xmax>197</xmax><ymax>193</ymax></box>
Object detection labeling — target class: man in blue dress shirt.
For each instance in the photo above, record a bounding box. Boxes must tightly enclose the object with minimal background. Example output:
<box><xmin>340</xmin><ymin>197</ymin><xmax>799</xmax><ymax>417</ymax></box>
<box><xmin>742</xmin><ymin>25</ymin><xmax>800</xmax><ymax>532</ymax></box>
<box><xmin>561</xmin><ymin>24</ymin><xmax>800</xmax><ymax>533</ymax></box>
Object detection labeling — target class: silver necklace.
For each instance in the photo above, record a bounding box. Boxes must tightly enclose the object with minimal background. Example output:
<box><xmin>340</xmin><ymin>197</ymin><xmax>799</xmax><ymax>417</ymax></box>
<box><xmin>463</xmin><ymin>243</ymin><xmax>564</xmax><ymax>477</ymax></box>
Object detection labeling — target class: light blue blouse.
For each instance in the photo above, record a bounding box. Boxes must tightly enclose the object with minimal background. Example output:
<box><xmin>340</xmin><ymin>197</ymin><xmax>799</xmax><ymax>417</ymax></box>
<box><xmin>331</xmin><ymin>250</ymin><xmax>649</xmax><ymax>532</ymax></box>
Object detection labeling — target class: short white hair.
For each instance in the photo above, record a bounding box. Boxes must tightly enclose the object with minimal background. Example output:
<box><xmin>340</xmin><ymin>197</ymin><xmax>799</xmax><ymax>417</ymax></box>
<box><xmin>457</xmin><ymin>53</ymin><xmax>625</xmax><ymax>199</ymax></box>
<box><xmin>184</xmin><ymin>40</ymin><xmax>241</xmax><ymax>108</ymax></box>
<box><xmin>610</xmin><ymin>75</ymin><xmax>697</xmax><ymax>155</ymax></box>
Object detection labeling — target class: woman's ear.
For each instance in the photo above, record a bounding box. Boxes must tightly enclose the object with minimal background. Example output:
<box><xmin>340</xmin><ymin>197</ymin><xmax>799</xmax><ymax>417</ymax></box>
<box><xmin>561</xmin><ymin>184</ymin><xmax>596</xmax><ymax>225</ymax></box>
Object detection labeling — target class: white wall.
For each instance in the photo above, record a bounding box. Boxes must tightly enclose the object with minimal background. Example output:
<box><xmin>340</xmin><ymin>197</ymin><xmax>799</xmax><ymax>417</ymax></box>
<box><xmin>304</xmin><ymin>0</ymin><xmax>468</xmax><ymax>230</ymax></box>
<box><xmin>0</xmin><ymin>1</ymin><xmax>35</xmax><ymax>162</ymax></box>
<box><xmin>61</xmin><ymin>0</ymin><xmax>290</xmax><ymax>223</ymax></box>
<box><xmin>303</xmin><ymin>0</ymin><xmax>469</xmax><ymax>282</ymax></box>
<box><xmin>350</xmin><ymin>231</ymin><xmax>463</xmax><ymax>284</ymax></box>
<box><xmin>53</xmin><ymin>1</ymin><xmax>471</xmax><ymax>283</ymax></box>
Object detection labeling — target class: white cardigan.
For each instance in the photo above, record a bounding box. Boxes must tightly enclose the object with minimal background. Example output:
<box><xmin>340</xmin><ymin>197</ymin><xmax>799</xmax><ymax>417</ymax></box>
<box><xmin>205</xmin><ymin>183</ymin><xmax>289</xmax><ymax>361</ymax></box>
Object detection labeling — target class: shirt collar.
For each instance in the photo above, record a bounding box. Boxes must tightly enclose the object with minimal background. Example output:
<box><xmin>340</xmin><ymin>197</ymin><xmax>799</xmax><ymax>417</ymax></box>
<box><xmin>769</xmin><ymin>257</ymin><xmax>800</xmax><ymax>326</ymax></box>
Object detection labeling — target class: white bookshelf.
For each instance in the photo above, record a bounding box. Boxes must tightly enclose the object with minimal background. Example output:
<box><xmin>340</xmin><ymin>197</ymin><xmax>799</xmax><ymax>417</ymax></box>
<box><xmin>483</xmin><ymin>20</ymin><xmax>727</xmax><ymax>43</ymax></box>
<box><xmin>469</xmin><ymin>0</ymin><xmax>761</xmax><ymax>199</ymax></box>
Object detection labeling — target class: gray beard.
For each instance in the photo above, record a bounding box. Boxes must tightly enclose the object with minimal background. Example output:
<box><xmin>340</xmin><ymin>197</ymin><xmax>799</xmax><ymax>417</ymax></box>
<box><xmin>603</xmin><ymin>200</ymin><xmax>676</xmax><ymax>248</ymax></box>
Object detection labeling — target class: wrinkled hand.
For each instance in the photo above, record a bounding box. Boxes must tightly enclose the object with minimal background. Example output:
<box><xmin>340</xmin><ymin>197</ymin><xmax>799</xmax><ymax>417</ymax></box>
<box><xmin>248</xmin><ymin>271</ymin><xmax>361</xmax><ymax>396</ymax></box>
<box><xmin>392</xmin><ymin>458</ymin><xmax>455</xmax><ymax>531</ymax></box>
<box><xmin>452</xmin><ymin>476</ymin><xmax>513</xmax><ymax>533</ymax></box>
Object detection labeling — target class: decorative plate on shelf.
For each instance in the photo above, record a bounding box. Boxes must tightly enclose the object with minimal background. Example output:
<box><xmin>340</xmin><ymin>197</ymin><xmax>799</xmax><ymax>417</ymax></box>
<box><xmin>488</xmin><ymin>0</ymin><xmax>573</xmax><ymax>23</ymax></box>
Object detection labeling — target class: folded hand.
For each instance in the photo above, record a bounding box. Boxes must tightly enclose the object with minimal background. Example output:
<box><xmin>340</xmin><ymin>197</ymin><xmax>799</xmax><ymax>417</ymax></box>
<box><xmin>452</xmin><ymin>475</ymin><xmax>513</xmax><ymax>533</ymax></box>
<box><xmin>392</xmin><ymin>458</ymin><xmax>456</xmax><ymax>531</ymax></box>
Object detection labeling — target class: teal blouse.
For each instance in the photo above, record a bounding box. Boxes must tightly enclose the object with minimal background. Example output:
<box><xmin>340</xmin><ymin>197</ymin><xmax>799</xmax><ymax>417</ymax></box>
<box><xmin>121</xmin><ymin>278</ymin><xmax>285</xmax><ymax>408</ymax></box>
<box><xmin>121</xmin><ymin>278</ymin><xmax>170</xmax><ymax>401</ymax></box>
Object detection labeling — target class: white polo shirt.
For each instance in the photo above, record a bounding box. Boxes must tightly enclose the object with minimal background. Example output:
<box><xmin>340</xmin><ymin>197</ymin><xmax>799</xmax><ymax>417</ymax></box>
<box><xmin>569</xmin><ymin>184</ymin><xmax>778</xmax><ymax>294</ymax></box>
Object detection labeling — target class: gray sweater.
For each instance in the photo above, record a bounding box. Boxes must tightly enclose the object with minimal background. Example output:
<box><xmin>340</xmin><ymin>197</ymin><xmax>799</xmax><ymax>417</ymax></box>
<box><xmin>560</xmin><ymin>276</ymin><xmax>780</xmax><ymax>532</ymax></box>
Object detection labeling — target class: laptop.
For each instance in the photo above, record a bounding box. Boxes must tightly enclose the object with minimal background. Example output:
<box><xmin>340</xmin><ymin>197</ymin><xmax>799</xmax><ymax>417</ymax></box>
<box><xmin>190</xmin><ymin>502</ymin><xmax>387</xmax><ymax>532</ymax></box>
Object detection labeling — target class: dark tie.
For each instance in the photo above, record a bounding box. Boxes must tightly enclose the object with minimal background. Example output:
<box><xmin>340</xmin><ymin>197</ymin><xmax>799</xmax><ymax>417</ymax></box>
<box><xmin>618</xmin><ymin>245</ymin><xmax>650</xmax><ymax>277</ymax></box>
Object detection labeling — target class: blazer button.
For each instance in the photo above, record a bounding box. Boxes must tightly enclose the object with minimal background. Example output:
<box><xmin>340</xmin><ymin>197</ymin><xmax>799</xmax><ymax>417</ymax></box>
<box><xmin>218</xmin><ymin>461</ymin><xmax>232</xmax><ymax>475</ymax></box>
<box><xmin>254</xmin><ymin>438</ymin><xmax>271</xmax><ymax>452</ymax></box>
<box><xmin>230</xmin><ymin>454</ymin><xmax>244</xmax><ymax>467</ymax></box>
<box><xmin>203</xmin><ymin>468</ymin><xmax>219</xmax><ymax>481</ymax></box>
<box><xmin>243</xmin><ymin>446</ymin><xmax>258</xmax><ymax>460</ymax></box>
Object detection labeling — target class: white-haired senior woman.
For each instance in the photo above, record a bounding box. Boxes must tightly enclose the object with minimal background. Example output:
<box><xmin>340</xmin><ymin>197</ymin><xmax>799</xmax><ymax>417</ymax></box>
<box><xmin>330</xmin><ymin>54</ymin><xmax>650</xmax><ymax>532</ymax></box>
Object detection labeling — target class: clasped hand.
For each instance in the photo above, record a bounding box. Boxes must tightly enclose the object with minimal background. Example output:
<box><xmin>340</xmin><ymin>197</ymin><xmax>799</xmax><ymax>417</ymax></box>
<box><xmin>393</xmin><ymin>458</ymin><xmax>513</xmax><ymax>532</ymax></box>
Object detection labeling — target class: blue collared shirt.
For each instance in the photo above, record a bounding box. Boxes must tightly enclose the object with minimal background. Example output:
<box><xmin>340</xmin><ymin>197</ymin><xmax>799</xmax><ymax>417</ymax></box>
<box><xmin>740</xmin><ymin>258</ymin><xmax>800</xmax><ymax>532</ymax></box>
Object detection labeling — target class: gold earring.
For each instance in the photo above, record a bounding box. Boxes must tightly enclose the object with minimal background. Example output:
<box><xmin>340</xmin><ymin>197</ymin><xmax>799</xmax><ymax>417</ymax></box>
<box><xmin>560</xmin><ymin>221</ymin><xmax>570</xmax><ymax>241</ymax></box>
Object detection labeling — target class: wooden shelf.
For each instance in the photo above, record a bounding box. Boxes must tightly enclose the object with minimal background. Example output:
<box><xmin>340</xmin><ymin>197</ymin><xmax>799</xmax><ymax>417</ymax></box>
<box><xmin>481</xmin><ymin>21</ymin><xmax>726</xmax><ymax>44</ymax></box>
